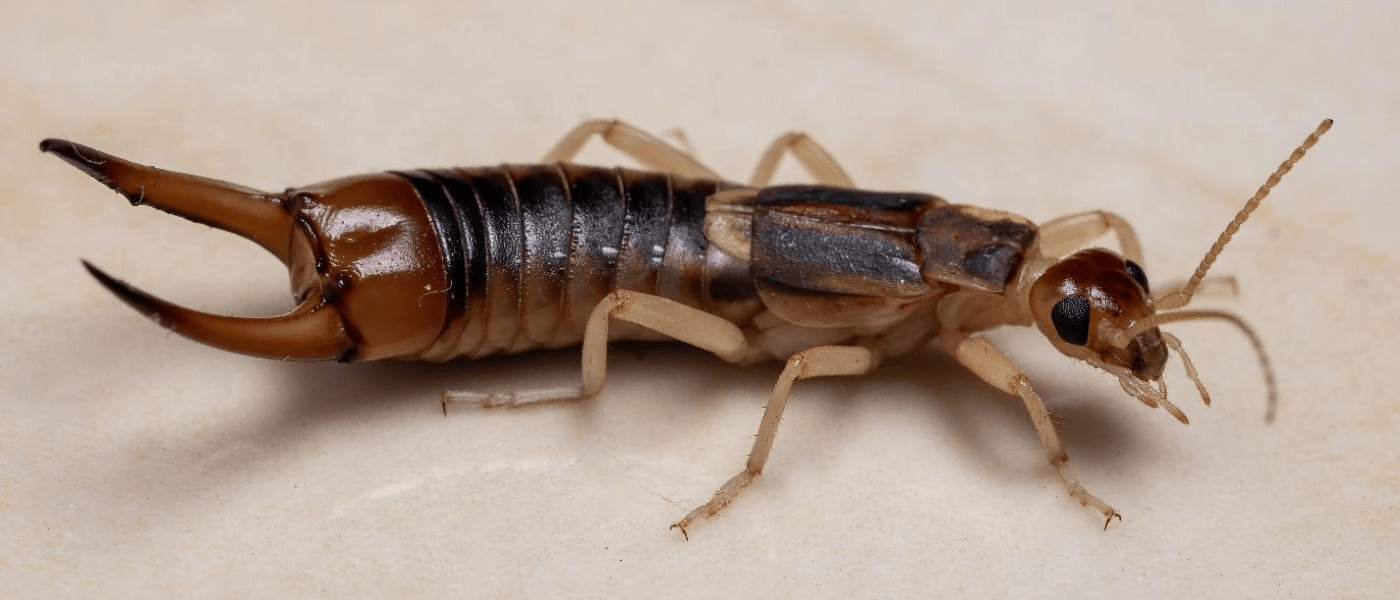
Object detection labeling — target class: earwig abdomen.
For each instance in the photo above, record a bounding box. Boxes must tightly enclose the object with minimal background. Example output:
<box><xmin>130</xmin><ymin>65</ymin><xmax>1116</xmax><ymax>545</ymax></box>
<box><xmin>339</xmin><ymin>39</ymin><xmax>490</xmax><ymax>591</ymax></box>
<box><xmin>397</xmin><ymin>164</ymin><xmax>763</xmax><ymax>362</ymax></box>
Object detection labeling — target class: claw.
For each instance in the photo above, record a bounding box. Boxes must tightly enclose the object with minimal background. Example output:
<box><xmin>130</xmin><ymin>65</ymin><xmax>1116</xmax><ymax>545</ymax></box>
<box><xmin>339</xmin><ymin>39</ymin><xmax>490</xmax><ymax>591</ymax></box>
<box><xmin>1102</xmin><ymin>511</ymin><xmax>1122</xmax><ymax>531</ymax></box>
<box><xmin>83</xmin><ymin>261</ymin><xmax>352</xmax><ymax>361</ymax></box>
<box><xmin>40</xmin><ymin>138</ymin><xmax>294</xmax><ymax>263</ymax></box>
<box><xmin>669</xmin><ymin>522</ymin><xmax>690</xmax><ymax>541</ymax></box>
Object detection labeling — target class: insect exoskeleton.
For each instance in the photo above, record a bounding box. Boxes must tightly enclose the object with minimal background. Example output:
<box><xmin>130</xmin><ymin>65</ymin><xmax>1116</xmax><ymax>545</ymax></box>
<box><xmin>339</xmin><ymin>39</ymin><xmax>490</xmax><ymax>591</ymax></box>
<box><xmin>41</xmin><ymin>117</ymin><xmax>1330</xmax><ymax>537</ymax></box>
<box><xmin>37</xmin><ymin>141</ymin><xmax>450</xmax><ymax>362</ymax></box>
<box><xmin>1033</xmin><ymin>250</ymin><xmax>1168</xmax><ymax>393</ymax></box>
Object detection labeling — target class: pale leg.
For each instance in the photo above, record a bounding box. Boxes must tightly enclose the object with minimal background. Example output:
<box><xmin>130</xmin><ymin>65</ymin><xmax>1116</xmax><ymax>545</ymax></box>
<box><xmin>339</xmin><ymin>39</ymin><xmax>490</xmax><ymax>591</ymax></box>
<box><xmin>748</xmin><ymin>131</ymin><xmax>856</xmax><ymax>187</ymax></box>
<box><xmin>660</xmin><ymin>127</ymin><xmax>697</xmax><ymax>157</ymax></box>
<box><xmin>1039</xmin><ymin>211</ymin><xmax>1245</xmax><ymax>302</ymax></box>
<box><xmin>671</xmin><ymin>345</ymin><xmax>879</xmax><ymax>539</ymax></box>
<box><xmin>947</xmin><ymin>333</ymin><xmax>1122</xmax><ymax>528</ymax></box>
<box><xmin>1037</xmin><ymin>210</ymin><xmax>1144</xmax><ymax>264</ymax></box>
<box><xmin>442</xmin><ymin>291</ymin><xmax>748</xmax><ymax>412</ymax></box>
<box><xmin>542</xmin><ymin>119</ymin><xmax>721</xmax><ymax>180</ymax></box>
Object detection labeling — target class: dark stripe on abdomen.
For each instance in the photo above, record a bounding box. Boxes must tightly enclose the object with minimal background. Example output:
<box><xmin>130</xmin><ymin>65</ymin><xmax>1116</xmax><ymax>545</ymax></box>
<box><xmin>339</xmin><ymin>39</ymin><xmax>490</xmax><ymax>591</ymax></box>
<box><xmin>507</xmin><ymin>165</ymin><xmax>572</xmax><ymax>352</ymax></box>
<box><xmin>404</xmin><ymin>165</ymin><xmax>760</xmax><ymax>360</ymax></box>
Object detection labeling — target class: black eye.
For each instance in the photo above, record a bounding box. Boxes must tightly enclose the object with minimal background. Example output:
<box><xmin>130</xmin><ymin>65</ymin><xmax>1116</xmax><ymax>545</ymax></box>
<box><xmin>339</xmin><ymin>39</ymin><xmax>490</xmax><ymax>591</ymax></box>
<box><xmin>1051</xmin><ymin>295</ymin><xmax>1091</xmax><ymax>345</ymax></box>
<box><xmin>1124</xmin><ymin>260</ymin><xmax>1149</xmax><ymax>293</ymax></box>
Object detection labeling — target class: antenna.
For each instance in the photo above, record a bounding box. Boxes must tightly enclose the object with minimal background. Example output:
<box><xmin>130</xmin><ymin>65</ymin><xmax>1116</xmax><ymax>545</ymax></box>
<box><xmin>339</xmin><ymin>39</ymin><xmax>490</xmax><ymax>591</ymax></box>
<box><xmin>1156</xmin><ymin>119</ymin><xmax>1332</xmax><ymax>311</ymax></box>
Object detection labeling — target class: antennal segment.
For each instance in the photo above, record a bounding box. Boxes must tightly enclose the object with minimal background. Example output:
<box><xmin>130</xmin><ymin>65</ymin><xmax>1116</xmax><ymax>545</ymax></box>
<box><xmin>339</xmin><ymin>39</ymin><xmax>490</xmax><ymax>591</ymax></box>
<box><xmin>1123</xmin><ymin>308</ymin><xmax>1278</xmax><ymax>422</ymax></box>
<box><xmin>1157</xmin><ymin>119</ymin><xmax>1332</xmax><ymax>311</ymax></box>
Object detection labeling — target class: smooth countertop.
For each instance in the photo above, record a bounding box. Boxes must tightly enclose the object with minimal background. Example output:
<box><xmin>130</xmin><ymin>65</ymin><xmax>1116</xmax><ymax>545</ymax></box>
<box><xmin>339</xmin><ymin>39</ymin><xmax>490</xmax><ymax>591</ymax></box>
<box><xmin>3</xmin><ymin>1</ymin><xmax>1395</xmax><ymax>597</ymax></box>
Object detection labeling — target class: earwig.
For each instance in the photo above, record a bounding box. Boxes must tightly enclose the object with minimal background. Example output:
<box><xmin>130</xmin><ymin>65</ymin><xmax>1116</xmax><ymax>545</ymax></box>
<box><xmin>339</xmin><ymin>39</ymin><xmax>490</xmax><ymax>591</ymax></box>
<box><xmin>40</xmin><ymin>118</ymin><xmax>1331</xmax><ymax>537</ymax></box>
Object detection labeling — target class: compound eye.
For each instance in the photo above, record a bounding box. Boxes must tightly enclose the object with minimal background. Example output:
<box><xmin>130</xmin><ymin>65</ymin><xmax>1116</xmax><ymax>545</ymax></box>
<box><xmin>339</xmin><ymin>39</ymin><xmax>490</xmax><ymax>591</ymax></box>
<box><xmin>1124</xmin><ymin>259</ymin><xmax>1149</xmax><ymax>293</ymax></box>
<box><xmin>1050</xmin><ymin>295</ymin><xmax>1091</xmax><ymax>345</ymax></box>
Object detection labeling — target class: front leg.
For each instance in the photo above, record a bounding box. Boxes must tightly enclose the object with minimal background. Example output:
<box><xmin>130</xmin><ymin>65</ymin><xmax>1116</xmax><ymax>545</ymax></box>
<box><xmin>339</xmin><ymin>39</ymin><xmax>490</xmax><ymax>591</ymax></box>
<box><xmin>1037</xmin><ymin>210</ymin><xmax>1143</xmax><ymax>264</ymax></box>
<box><xmin>946</xmin><ymin>333</ymin><xmax>1122</xmax><ymax>528</ymax></box>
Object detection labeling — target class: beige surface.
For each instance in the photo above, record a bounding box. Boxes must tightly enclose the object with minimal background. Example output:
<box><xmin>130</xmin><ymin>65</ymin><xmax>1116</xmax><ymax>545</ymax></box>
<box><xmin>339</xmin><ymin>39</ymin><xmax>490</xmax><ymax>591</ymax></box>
<box><xmin>3</xmin><ymin>1</ymin><xmax>1396</xmax><ymax>597</ymax></box>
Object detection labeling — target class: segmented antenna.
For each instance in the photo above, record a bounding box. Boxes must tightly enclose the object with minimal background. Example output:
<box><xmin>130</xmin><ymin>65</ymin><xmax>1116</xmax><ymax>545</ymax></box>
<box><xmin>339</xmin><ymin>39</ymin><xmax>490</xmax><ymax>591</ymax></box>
<box><xmin>1157</xmin><ymin>119</ymin><xmax>1332</xmax><ymax>311</ymax></box>
<box><xmin>1125</xmin><ymin>308</ymin><xmax>1279</xmax><ymax>422</ymax></box>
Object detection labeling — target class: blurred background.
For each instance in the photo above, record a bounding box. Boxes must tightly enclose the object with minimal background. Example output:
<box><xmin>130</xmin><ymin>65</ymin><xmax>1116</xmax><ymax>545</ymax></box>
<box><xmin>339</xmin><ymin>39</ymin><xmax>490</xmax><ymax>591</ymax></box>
<box><xmin>3</xmin><ymin>1</ymin><xmax>1394</xmax><ymax>597</ymax></box>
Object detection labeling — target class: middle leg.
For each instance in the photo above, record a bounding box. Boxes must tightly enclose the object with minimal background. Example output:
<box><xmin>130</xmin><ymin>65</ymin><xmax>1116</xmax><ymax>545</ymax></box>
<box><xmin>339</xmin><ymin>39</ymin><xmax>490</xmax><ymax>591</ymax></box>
<box><xmin>671</xmin><ymin>344</ymin><xmax>879</xmax><ymax>539</ymax></box>
<box><xmin>748</xmin><ymin>131</ymin><xmax>856</xmax><ymax>187</ymax></box>
<box><xmin>541</xmin><ymin>119</ymin><xmax>721</xmax><ymax>180</ymax></box>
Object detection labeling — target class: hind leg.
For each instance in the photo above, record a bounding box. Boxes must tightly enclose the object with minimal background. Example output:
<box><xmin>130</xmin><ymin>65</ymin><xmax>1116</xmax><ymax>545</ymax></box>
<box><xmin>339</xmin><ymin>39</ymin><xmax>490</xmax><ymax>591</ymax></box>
<box><xmin>442</xmin><ymin>291</ymin><xmax>748</xmax><ymax>412</ymax></box>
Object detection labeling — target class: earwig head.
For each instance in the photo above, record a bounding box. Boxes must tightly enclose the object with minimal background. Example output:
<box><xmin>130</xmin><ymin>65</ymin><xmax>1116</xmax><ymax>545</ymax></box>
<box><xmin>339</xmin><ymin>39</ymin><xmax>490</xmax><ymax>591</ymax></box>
<box><xmin>1026</xmin><ymin>248</ymin><xmax>1193</xmax><ymax>422</ymax></box>
<box><xmin>1030</xmin><ymin>249</ymin><xmax>1166</xmax><ymax>380</ymax></box>
<box><xmin>1026</xmin><ymin>119</ymin><xmax>1332</xmax><ymax>424</ymax></box>
<box><xmin>41</xmin><ymin>139</ymin><xmax>450</xmax><ymax>362</ymax></box>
